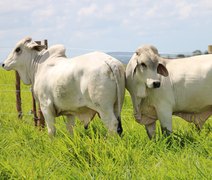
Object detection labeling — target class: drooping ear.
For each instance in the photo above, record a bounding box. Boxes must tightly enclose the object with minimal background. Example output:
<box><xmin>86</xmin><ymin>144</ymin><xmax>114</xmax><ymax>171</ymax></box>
<box><xmin>157</xmin><ymin>63</ymin><xmax>169</xmax><ymax>77</ymax></box>
<box><xmin>131</xmin><ymin>58</ymin><xmax>138</xmax><ymax>78</ymax></box>
<box><xmin>25</xmin><ymin>39</ymin><xmax>46</xmax><ymax>51</ymax></box>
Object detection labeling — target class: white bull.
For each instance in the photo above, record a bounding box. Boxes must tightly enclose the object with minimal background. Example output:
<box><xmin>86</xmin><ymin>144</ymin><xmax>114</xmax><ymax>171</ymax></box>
<box><xmin>126</xmin><ymin>45</ymin><xmax>212</xmax><ymax>138</ymax></box>
<box><xmin>2</xmin><ymin>37</ymin><xmax>125</xmax><ymax>137</ymax></box>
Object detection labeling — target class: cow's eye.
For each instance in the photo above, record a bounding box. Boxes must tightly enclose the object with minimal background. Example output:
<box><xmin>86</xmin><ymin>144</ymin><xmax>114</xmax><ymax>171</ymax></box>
<box><xmin>15</xmin><ymin>47</ymin><xmax>21</xmax><ymax>54</ymax></box>
<box><xmin>141</xmin><ymin>63</ymin><xmax>147</xmax><ymax>68</ymax></box>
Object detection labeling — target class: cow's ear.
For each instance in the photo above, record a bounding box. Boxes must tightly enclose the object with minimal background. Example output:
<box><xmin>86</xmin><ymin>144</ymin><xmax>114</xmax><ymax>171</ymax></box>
<box><xmin>130</xmin><ymin>49</ymin><xmax>142</xmax><ymax>77</ymax></box>
<box><xmin>131</xmin><ymin>59</ymin><xmax>138</xmax><ymax>78</ymax></box>
<box><xmin>157</xmin><ymin>63</ymin><xmax>169</xmax><ymax>77</ymax></box>
<box><xmin>26</xmin><ymin>40</ymin><xmax>46</xmax><ymax>51</ymax></box>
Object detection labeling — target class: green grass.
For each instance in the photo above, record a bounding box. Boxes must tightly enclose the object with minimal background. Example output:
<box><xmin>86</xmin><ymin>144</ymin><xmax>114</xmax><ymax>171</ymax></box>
<box><xmin>0</xmin><ymin>69</ymin><xmax>211</xmax><ymax>179</ymax></box>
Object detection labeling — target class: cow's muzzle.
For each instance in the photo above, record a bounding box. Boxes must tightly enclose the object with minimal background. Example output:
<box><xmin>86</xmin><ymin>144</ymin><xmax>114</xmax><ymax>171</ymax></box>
<box><xmin>153</xmin><ymin>81</ymin><xmax>160</xmax><ymax>88</ymax></box>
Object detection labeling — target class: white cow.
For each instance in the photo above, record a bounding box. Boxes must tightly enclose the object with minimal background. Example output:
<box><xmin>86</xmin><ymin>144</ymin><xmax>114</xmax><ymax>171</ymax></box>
<box><xmin>126</xmin><ymin>45</ymin><xmax>212</xmax><ymax>138</ymax></box>
<box><xmin>2</xmin><ymin>37</ymin><xmax>125</xmax><ymax>137</ymax></box>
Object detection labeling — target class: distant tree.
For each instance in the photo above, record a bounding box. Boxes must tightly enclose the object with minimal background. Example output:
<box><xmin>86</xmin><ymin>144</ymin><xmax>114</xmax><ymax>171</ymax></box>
<box><xmin>177</xmin><ymin>54</ymin><xmax>185</xmax><ymax>58</ymax></box>
<box><xmin>192</xmin><ymin>50</ymin><xmax>202</xmax><ymax>56</ymax></box>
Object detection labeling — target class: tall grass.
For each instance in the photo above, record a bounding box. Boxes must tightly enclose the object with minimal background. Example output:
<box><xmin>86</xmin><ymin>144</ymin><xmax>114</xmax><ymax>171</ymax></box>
<box><xmin>0</xmin><ymin>69</ymin><xmax>211</xmax><ymax>179</ymax></box>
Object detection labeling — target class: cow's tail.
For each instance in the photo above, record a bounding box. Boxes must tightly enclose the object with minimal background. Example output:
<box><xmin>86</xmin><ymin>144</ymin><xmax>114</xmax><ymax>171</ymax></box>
<box><xmin>104</xmin><ymin>60</ymin><xmax>125</xmax><ymax>135</ymax></box>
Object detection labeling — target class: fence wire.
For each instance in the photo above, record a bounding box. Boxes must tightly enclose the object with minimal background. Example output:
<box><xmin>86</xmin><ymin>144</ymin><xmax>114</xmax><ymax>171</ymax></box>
<box><xmin>0</xmin><ymin>84</ymin><xmax>32</xmax><ymax>117</ymax></box>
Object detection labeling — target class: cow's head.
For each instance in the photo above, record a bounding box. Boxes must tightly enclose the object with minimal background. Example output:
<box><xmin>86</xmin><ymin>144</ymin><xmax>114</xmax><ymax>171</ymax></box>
<box><xmin>127</xmin><ymin>45</ymin><xmax>168</xmax><ymax>95</ymax></box>
<box><xmin>126</xmin><ymin>45</ymin><xmax>169</xmax><ymax>119</ymax></box>
<box><xmin>2</xmin><ymin>37</ymin><xmax>46</xmax><ymax>84</ymax></box>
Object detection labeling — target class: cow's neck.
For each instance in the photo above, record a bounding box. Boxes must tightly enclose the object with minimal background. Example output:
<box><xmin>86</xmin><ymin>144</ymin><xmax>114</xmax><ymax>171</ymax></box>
<box><xmin>31</xmin><ymin>50</ymin><xmax>47</xmax><ymax>84</ymax></box>
<box><xmin>15</xmin><ymin>52</ymin><xmax>38</xmax><ymax>86</ymax></box>
<box><xmin>18</xmin><ymin>50</ymin><xmax>46</xmax><ymax>86</ymax></box>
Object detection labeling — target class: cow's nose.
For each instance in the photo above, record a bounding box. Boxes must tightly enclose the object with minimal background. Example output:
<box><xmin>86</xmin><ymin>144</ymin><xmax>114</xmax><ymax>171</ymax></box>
<box><xmin>2</xmin><ymin>63</ymin><xmax>5</xmax><ymax>68</ymax></box>
<box><xmin>153</xmin><ymin>81</ymin><xmax>160</xmax><ymax>88</ymax></box>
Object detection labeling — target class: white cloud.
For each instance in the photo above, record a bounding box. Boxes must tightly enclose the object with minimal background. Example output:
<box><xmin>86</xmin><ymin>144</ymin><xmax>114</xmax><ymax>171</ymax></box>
<box><xmin>145</xmin><ymin>5</ymin><xmax>159</xmax><ymax>18</ymax></box>
<box><xmin>78</xmin><ymin>3</ymin><xmax>98</xmax><ymax>17</ymax></box>
<box><xmin>0</xmin><ymin>0</ymin><xmax>212</xmax><ymax>59</ymax></box>
<box><xmin>77</xmin><ymin>2</ymin><xmax>115</xmax><ymax>22</ymax></box>
<box><xmin>175</xmin><ymin>1</ymin><xmax>193</xmax><ymax>19</ymax></box>
<box><xmin>31</xmin><ymin>4</ymin><xmax>55</xmax><ymax>24</ymax></box>
<box><xmin>0</xmin><ymin>0</ymin><xmax>46</xmax><ymax>13</ymax></box>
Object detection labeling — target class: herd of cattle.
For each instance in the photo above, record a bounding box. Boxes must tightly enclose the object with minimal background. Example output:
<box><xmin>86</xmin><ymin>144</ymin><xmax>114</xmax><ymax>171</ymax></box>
<box><xmin>2</xmin><ymin>37</ymin><xmax>212</xmax><ymax>139</ymax></box>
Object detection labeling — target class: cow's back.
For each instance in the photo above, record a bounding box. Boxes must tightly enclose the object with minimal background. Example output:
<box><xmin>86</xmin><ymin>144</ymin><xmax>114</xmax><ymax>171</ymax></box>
<box><xmin>166</xmin><ymin>54</ymin><xmax>212</xmax><ymax>112</ymax></box>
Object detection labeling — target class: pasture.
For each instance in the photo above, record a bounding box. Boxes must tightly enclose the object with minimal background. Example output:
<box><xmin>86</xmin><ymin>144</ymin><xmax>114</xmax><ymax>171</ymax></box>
<box><xmin>0</xmin><ymin>69</ymin><xmax>211</xmax><ymax>179</ymax></box>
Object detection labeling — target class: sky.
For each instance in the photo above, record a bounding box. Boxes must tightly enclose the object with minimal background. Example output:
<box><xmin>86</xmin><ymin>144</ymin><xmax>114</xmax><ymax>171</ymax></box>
<box><xmin>0</xmin><ymin>0</ymin><xmax>212</xmax><ymax>62</ymax></box>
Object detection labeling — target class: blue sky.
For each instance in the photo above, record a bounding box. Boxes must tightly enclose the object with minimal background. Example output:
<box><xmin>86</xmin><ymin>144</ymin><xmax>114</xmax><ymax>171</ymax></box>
<box><xmin>1</xmin><ymin>0</ymin><xmax>212</xmax><ymax>61</ymax></box>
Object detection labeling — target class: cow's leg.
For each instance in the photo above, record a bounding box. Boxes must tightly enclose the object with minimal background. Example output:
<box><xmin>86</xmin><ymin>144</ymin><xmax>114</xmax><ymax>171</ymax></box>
<box><xmin>156</xmin><ymin>107</ymin><xmax>172</xmax><ymax>136</ymax></box>
<box><xmin>112</xmin><ymin>103</ymin><xmax>122</xmax><ymax>134</ymax></box>
<box><xmin>145</xmin><ymin>122</ymin><xmax>156</xmax><ymax>139</ymax></box>
<box><xmin>65</xmin><ymin>115</ymin><xmax>75</xmax><ymax>135</ymax></box>
<box><xmin>99</xmin><ymin>110</ymin><xmax>121</xmax><ymax>135</ymax></box>
<box><xmin>40</xmin><ymin>106</ymin><xmax>56</xmax><ymax>138</ymax></box>
<box><xmin>113</xmin><ymin>99</ymin><xmax>123</xmax><ymax>135</ymax></box>
<box><xmin>113</xmin><ymin>111</ymin><xmax>123</xmax><ymax>135</ymax></box>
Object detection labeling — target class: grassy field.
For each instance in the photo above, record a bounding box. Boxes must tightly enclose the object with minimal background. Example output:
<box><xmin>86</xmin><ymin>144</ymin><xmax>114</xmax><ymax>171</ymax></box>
<box><xmin>0</xmin><ymin>69</ymin><xmax>211</xmax><ymax>179</ymax></box>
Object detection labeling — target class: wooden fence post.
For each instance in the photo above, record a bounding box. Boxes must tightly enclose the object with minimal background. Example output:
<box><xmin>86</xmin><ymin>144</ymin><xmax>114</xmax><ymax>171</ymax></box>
<box><xmin>15</xmin><ymin>71</ymin><xmax>22</xmax><ymax>119</ymax></box>
<box><xmin>32</xmin><ymin>90</ymin><xmax>38</xmax><ymax>126</ymax></box>
<box><xmin>32</xmin><ymin>41</ymin><xmax>41</xmax><ymax>126</ymax></box>
<box><xmin>32</xmin><ymin>40</ymin><xmax>48</xmax><ymax>128</ymax></box>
